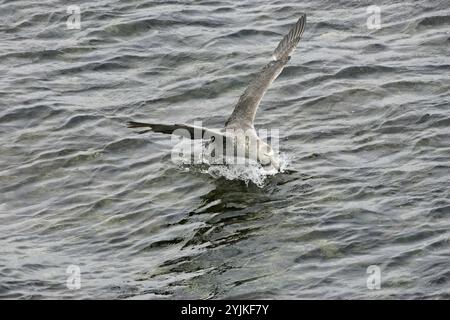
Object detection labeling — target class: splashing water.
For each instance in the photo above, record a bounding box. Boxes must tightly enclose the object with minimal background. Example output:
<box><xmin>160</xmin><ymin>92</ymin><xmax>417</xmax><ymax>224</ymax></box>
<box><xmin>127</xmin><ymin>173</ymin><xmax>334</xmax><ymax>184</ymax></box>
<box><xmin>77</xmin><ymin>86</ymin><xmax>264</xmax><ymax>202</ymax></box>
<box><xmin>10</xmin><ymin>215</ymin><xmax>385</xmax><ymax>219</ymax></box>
<box><xmin>206</xmin><ymin>153</ymin><xmax>291</xmax><ymax>187</ymax></box>
<box><xmin>172</xmin><ymin>139</ymin><xmax>289</xmax><ymax>187</ymax></box>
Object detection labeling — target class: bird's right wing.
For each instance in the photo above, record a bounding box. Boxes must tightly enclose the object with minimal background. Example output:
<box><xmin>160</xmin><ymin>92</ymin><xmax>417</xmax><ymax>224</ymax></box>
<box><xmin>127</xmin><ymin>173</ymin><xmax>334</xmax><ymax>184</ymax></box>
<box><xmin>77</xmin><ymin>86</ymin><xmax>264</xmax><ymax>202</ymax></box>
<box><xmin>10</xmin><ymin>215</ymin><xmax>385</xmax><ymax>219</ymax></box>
<box><xmin>225</xmin><ymin>14</ymin><xmax>306</xmax><ymax>129</ymax></box>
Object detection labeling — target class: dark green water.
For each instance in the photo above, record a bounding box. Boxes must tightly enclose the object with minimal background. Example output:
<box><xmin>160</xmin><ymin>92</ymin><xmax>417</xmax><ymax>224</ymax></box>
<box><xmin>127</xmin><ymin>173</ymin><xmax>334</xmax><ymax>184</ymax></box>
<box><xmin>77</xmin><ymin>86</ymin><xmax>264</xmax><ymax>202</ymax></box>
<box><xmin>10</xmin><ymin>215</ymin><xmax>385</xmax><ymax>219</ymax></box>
<box><xmin>0</xmin><ymin>0</ymin><xmax>449</xmax><ymax>299</ymax></box>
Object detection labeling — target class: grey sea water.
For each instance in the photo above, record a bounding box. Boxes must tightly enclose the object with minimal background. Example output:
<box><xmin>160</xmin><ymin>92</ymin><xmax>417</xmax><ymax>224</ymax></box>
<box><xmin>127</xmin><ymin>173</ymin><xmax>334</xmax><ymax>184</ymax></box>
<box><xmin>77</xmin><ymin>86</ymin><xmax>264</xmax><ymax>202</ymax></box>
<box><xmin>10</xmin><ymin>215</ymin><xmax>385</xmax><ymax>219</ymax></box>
<box><xmin>1</xmin><ymin>0</ymin><xmax>449</xmax><ymax>299</ymax></box>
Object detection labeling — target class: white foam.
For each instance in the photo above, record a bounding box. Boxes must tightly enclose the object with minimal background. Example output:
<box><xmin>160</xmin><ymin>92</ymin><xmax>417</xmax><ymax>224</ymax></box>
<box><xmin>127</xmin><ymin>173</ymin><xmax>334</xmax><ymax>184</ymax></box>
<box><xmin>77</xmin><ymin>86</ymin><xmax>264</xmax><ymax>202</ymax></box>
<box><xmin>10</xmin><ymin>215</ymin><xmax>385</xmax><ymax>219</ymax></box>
<box><xmin>172</xmin><ymin>140</ymin><xmax>290</xmax><ymax>187</ymax></box>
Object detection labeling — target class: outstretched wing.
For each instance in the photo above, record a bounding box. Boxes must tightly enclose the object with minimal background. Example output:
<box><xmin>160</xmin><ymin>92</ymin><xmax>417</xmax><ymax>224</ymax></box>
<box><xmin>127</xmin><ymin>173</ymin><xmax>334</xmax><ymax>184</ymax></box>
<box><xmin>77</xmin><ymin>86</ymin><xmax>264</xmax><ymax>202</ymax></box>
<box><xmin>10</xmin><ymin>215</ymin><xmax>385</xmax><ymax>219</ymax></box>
<box><xmin>127</xmin><ymin>121</ymin><xmax>226</xmax><ymax>141</ymax></box>
<box><xmin>272</xmin><ymin>14</ymin><xmax>307</xmax><ymax>61</ymax></box>
<box><xmin>225</xmin><ymin>14</ymin><xmax>306</xmax><ymax>129</ymax></box>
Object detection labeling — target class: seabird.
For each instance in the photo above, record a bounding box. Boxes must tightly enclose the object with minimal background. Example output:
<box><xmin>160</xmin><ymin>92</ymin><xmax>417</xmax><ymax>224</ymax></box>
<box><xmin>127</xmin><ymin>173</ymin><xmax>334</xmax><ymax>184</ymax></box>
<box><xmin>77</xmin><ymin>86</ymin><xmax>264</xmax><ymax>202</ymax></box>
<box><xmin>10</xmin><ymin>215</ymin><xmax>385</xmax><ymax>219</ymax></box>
<box><xmin>128</xmin><ymin>14</ymin><xmax>307</xmax><ymax>172</ymax></box>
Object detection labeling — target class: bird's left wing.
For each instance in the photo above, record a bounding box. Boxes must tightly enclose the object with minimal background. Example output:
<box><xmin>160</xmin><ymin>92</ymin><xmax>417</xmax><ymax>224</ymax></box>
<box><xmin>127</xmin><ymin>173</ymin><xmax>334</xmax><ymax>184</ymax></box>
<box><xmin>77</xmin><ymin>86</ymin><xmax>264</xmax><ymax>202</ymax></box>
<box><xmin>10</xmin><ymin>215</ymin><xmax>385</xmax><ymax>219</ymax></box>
<box><xmin>127</xmin><ymin>121</ymin><xmax>226</xmax><ymax>141</ymax></box>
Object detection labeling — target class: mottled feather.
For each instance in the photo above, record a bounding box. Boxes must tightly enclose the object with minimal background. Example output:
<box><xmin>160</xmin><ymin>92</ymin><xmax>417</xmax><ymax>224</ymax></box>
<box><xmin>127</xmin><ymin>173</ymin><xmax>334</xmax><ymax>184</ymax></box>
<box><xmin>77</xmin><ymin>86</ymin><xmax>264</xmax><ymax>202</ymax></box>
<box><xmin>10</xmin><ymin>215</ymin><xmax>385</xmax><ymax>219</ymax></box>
<box><xmin>127</xmin><ymin>121</ymin><xmax>225</xmax><ymax>140</ymax></box>
<box><xmin>226</xmin><ymin>14</ymin><xmax>306</xmax><ymax>128</ymax></box>
<box><xmin>272</xmin><ymin>14</ymin><xmax>306</xmax><ymax>61</ymax></box>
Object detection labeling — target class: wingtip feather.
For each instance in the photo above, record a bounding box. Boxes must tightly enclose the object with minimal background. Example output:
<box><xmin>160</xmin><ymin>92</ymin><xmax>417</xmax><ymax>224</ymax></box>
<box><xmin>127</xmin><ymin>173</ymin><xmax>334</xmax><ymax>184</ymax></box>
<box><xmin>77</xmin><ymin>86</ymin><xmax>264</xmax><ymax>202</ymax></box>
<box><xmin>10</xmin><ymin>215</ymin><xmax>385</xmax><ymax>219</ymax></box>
<box><xmin>272</xmin><ymin>13</ymin><xmax>307</xmax><ymax>61</ymax></box>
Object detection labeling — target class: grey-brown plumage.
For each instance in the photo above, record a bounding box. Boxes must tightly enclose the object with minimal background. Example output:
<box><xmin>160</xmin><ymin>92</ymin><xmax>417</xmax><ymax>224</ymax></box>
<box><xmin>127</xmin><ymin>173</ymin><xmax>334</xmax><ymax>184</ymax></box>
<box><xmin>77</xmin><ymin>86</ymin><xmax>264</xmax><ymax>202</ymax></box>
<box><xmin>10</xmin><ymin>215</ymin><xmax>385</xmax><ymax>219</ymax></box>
<box><xmin>127</xmin><ymin>121</ymin><xmax>222</xmax><ymax>139</ymax></box>
<box><xmin>272</xmin><ymin>13</ymin><xmax>307</xmax><ymax>61</ymax></box>
<box><xmin>225</xmin><ymin>13</ymin><xmax>306</xmax><ymax>129</ymax></box>
<box><xmin>127</xmin><ymin>14</ymin><xmax>307</xmax><ymax>171</ymax></box>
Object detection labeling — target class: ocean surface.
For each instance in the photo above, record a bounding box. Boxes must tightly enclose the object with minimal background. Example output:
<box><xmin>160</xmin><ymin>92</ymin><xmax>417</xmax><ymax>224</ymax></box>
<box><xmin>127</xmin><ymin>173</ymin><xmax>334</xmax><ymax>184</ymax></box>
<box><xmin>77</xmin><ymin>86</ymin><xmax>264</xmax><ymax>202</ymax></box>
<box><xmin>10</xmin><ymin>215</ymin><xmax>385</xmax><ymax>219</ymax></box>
<box><xmin>1</xmin><ymin>0</ymin><xmax>449</xmax><ymax>299</ymax></box>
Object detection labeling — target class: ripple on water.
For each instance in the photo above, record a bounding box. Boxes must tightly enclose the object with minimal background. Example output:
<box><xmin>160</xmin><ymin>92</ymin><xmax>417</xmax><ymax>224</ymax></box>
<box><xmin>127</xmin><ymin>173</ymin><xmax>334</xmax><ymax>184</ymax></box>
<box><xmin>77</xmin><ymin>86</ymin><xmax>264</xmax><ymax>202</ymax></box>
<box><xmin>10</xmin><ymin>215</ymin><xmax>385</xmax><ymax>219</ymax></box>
<box><xmin>0</xmin><ymin>0</ymin><xmax>449</xmax><ymax>299</ymax></box>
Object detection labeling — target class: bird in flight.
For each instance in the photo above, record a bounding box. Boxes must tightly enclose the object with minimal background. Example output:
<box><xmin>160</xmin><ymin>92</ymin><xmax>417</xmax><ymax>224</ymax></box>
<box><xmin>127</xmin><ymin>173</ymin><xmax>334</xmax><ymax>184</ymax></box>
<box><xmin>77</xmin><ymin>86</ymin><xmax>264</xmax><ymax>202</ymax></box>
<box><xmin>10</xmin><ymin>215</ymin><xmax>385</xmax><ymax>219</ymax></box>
<box><xmin>128</xmin><ymin>14</ymin><xmax>307</xmax><ymax>172</ymax></box>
